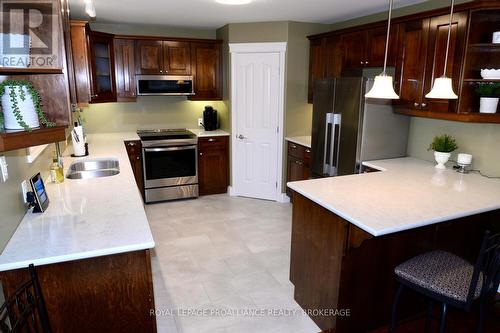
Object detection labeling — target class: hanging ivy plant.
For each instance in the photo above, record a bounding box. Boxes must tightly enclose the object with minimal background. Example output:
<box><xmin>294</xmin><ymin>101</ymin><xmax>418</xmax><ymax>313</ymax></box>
<box><xmin>0</xmin><ymin>80</ymin><xmax>55</xmax><ymax>132</ymax></box>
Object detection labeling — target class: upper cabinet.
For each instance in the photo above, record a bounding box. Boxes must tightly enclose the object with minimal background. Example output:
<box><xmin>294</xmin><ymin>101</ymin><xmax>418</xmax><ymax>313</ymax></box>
<box><xmin>135</xmin><ymin>40</ymin><xmax>163</xmax><ymax>74</ymax></box>
<box><xmin>307</xmin><ymin>2</ymin><xmax>500</xmax><ymax>123</ymax></box>
<box><xmin>114</xmin><ymin>39</ymin><xmax>136</xmax><ymax>101</ymax></box>
<box><xmin>88</xmin><ymin>31</ymin><xmax>117</xmax><ymax>103</ymax></box>
<box><xmin>70</xmin><ymin>27</ymin><xmax>223</xmax><ymax>103</ymax></box>
<box><xmin>164</xmin><ymin>41</ymin><xmax>192</xmax><ymax>75</ymax></box>
<box><xmin>189</xmin><ymin>42</ymin><xmax>222</xmax><ymax>101</ymax></box>
<box><xmin>136</xmin><ymin>40</ymin><xmax>191</xmax><ymax>75</ymax></box>
<box><xmin>394</xmin><ymin>19</ymin><xmax>431</xmax><ymax>110</ymax></box>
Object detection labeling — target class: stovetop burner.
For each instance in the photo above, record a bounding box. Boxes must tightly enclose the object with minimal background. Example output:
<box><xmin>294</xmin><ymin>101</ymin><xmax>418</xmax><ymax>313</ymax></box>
<box><xmin>137</xmin><ymin>128</ymin><xmax>196</xmax><ymax>141</ymax></box>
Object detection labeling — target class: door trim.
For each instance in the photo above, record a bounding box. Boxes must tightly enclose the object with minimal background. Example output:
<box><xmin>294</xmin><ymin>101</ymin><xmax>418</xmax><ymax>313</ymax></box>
<box><xmin>229</xmin><ymin>42</ymin><xmax>287</xmax><ymax>201</ymax></box>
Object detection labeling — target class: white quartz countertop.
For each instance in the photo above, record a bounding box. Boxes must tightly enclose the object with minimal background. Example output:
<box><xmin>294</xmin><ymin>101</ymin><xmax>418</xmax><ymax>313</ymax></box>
<box><xmin>287</xmin><ymin>157</ymin><xmax>500</xmax><ymax>237</ymax></box>
<box><xmin>189</xmin><ymin>128</ymin><xmax>230</xmax><ymax>137</ymax></box>
<box><xmin>285</xmin><ymin>136</ymin><xmax>311</xmax><ymax>148</ymax></box>
<box><xmin>0</xmin><ymin>133</ymin><xmax>155</xmax><ymax>272</ymax></box>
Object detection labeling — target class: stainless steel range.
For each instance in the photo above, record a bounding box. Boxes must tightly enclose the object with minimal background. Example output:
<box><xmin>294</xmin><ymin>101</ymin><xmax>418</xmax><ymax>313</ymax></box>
<box><xmin>137</xmin><ymin>129</ymin><xmax>198</xmax><ymax>203</ymax></box>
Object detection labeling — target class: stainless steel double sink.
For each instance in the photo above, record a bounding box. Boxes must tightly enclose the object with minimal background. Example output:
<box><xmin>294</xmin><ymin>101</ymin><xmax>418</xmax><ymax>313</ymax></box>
<box><xmin>66</xmin><ymin>158</ymin><xmax>120</xmax><ymax>180</ymax></box>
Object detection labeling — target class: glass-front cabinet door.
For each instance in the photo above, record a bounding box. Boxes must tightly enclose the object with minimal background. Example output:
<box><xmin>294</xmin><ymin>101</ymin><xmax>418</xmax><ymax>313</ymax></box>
<box><xmin>88</xmin><ymin>30</ymin><xmax>117</xmax><ymax>103</ymax></box>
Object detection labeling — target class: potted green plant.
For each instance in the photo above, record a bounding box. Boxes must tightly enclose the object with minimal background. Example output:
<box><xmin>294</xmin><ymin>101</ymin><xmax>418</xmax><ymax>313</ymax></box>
<box><xmin>475</xmin><ymin>82</ymin><xmax>500</xmax><ymax>114</ymax></box>
<box><xmin>0</xmin><ymin>80</ymin><xmax>54</xmax><ymax>131</ymax></box>
<box><xmin>428</xmin><ymin>134</ymin><xmax>458</xmax><ymax>169</ymax></box>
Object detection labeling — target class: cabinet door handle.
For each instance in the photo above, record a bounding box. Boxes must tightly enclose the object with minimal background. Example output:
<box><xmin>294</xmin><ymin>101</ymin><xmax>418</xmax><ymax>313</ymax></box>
<box><xmin>208</xmin><ymin>138</ymin><xmax>216</xmax><ymax>142</ymax></box>
<box><xmin>295</xmin><ymin>160</ymin><xmax>303</xmax><ymax>166</ymax></box>
<box><xmin>136</xmin><ymin>156</ymin><xmax>140</xmax><ymax>160</ymax></box>
<box><xmin>365</xmin><ymin>61</ymin><xmax>369</xmax><ymax>65</ymax></box>
<box><xmin>421</xmin><ymin>103</ymin><xmax>427</xmax><ymax>108</ymax></box>
<box><xmin>305</xmin><ymin>149</ymin><xmax>311</xmax><ymax>153</ymax></box>
<box><xmin>290</xmin><ymin>144</ymin><xmax>297</xmax><ymax>149</ymax></box>
<box><xmin>414</xmin><ymin>102</ymin><xmax>420</xmax><ymax>108</ymax></box>
<box><xmin>360</xmin><ymin>61</ymin><xmax>364</xmax><ymax>65</ymax></box>
<box><xmin>199</xmin><ymin>152</ymin><xmax>203</xmax><ymax>156</ymax></box>
<box><xmin>128</xmin><ymin>142</ymin><xmax>136</xmax><ymax>146</ymax></box>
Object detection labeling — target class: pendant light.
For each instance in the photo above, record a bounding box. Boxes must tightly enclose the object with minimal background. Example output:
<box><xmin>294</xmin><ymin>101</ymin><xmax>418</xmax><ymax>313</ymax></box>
<box><xmin>365</xmin><ymin>0</ymin><xmax>399</xmax><ymax>99</ymax></box>
<box><xmin>425</xmin><ymin>0</ymin><xmax>458</xmax><ymax>99</ymax></box>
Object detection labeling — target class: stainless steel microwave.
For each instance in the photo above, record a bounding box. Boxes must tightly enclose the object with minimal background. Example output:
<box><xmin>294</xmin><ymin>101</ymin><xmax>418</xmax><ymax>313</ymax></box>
<box><xmin>136</xmin><ymin>75</ymin><xmax>194</xmax><ymax>96</ymax></box>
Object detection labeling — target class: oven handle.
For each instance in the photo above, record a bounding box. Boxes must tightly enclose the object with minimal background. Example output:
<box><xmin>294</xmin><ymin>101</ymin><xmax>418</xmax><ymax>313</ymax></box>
<box><xmin>144</xmin><ymin>145</ymin><xmax>197</xmax><ymax>153</ymax></box>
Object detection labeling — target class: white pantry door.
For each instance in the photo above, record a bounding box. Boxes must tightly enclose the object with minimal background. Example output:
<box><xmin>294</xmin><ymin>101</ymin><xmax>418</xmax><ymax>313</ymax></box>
<box><xmin>231</xmin><ymin>44</ymin><xmax>285</xmax><ymax>201</ymax></box>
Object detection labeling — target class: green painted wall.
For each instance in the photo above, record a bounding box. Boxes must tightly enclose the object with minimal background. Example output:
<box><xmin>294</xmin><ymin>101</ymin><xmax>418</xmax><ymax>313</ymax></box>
<box><xmin>0</xmin><ymin>141</ymin><xmax>66</xmax><ymax>253</ymax></box>
<box><xmin>83</xmin><ymin>23</ymin><xmax>228</xmax><ymax>134</ymax></box>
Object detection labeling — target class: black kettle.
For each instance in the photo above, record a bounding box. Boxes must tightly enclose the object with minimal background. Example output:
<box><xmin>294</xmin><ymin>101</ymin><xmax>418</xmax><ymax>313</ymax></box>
<box><xmin>203</xmin><ymin>106</ymin><xmax>218</xmax><ymax>131</ymax></box>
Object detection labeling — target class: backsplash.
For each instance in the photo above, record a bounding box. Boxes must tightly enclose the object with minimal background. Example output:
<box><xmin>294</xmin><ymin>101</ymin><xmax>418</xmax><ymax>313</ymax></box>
<box><xmin>81</xmin><ymin>98</ymin><xmax>228</xmax><ymax>133</ymax></box>
<box><xmin>407</xmin><ymin>117</ymin><xmax>500</xmax><ymax>176</ymax></box>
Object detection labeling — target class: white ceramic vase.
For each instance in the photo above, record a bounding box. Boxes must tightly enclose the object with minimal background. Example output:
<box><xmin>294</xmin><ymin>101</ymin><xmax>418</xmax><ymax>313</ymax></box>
<box><xmin>434</xmin><ymin>151</ymin><xmax>451</xmax><ymax>170</ymax></box>
<box><xmin>479</xmin><ymin>97</ymin><xmax>499</xmax><ymax>114</ymax></box>
<box><xmin>1</xmin><ymin>85</ymin><xmax>40</xmax><ymax>130</ymax></box>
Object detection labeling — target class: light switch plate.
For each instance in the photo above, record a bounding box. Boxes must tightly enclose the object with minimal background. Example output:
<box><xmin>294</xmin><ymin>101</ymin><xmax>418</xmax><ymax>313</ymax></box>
<box><xmin>0</xmin><ymin>156</ymin><xmax>8</xmax><ymax>182</ymax></box>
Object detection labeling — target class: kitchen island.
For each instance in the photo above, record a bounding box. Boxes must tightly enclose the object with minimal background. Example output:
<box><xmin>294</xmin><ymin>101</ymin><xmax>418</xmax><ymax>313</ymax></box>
<box><xmin>287</xmin><ymin>158</ymin><xmax>500</xmax><ymax>332</ymax></box>
<box><xmin>0</xmin><ymin>133</ymin><xmax>156</xmax><ymax>333</ymax></box>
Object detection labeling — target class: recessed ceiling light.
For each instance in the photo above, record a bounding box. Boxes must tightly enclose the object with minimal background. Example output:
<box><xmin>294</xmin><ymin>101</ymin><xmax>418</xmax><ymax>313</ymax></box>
<box><xmin>215</xmin><ymin>0</ymin><xmax>252</xmax><ymax>5</ymax></box>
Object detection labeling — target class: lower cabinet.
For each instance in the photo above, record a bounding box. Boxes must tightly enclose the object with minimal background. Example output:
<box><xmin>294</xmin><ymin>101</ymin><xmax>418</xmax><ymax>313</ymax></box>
<box><xmin>198</xmin><ymin>136</ymin><xmax>229</xmax><ymax>195</ymax></box>
<box><xmin>124</xmin><ymin>140</ymin><xmax>144</xmax><ymax>196</ymax></box>
<box><xmin>286</xmin><ymin>142</ymin><xmax>311</xmax><ymax>197</ymax></box>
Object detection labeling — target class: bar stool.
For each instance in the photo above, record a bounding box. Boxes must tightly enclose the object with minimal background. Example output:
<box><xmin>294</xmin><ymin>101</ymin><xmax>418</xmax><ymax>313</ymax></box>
<box><xmin>0</xmin><ymin>264</ymin><xmax>52</xmax><ymax>333</ymax></box>
<box><xmin>390</xmin><ymin>230</ymin><xmax>500</xmax><ymax>333</ymax></box>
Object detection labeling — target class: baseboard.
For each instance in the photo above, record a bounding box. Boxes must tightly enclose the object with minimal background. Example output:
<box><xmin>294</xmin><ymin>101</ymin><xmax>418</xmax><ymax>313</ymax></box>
<box><xmin>228</xmin><ymin>186</ymin><xmax>236</xmax><ymax>197</ymax></box>
<box><xmin>277</xmin><ymin>193</ymin><xmax>290</xmax><ymax>203</ymax></box>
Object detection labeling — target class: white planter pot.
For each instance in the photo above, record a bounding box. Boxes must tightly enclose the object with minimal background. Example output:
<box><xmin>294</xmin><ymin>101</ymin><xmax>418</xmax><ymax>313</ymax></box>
<box><xmin>479</xmin><ymin>97</ymin><xmax>499</xmax><ymax>114</ymax></box>
<box><xmin>1</xmin><ymin>85</ymin><xmax>39</xmax><ymax>130</ymax></box>
<box><xmin>434</xmin><ymin>151</ymin><xmax>451</xmax><ymax>170</ymax></box>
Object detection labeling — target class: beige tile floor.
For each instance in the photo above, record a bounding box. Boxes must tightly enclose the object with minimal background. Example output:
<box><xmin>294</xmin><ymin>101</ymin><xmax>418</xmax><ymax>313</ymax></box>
<box><xmin>146</xmin><ymin>194</ymin><xmax>320</xmax><ymax>333</ymax></box>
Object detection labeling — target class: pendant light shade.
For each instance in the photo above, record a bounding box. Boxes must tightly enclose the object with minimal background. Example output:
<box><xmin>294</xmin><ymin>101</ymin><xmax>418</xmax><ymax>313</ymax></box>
<box><xmin>365</xmin><ymin>0</ymin><xmax>399</xmax><ymax>100</ymax></box>
<box><xmin>425</xmin><ymin>0</ymin><xmax>457</xmax><ymax>99</ymax></box>
<box><xmin>365</xmin><ymin>75</ymin><xmax>400</xmax><ymax>99</ymax></box>
<box><xmin>425</xmin><ymin>77</ymin><xmax>458</xmax><ymax>99</ymax></box>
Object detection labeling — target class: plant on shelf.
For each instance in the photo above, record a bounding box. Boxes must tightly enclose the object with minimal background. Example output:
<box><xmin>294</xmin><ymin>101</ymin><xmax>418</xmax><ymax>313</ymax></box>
<box><xmin>428</xmin><ymin>134</ymin><xmax>458</xmax><ymax>170</ymax></box>
<box><xmin>475</xmin><ymin>82</ymin><xmax>500</xmax><ymax>114</ymax></box>
<box><xmin>0</xmin><ymin>80</ymin><xmax>55</xmax><ymax>132</ymax></box>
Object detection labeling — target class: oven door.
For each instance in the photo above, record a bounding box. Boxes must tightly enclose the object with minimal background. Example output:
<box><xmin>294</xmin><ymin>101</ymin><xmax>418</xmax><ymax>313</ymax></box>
<box><xmin>143</xmin><ymin>145</ymin><xmax>198</xmax><ymax>188</ymax></box>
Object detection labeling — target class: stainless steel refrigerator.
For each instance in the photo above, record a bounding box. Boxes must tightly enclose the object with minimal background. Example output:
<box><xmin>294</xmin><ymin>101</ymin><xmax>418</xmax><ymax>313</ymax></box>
<box><xmin>311</xmin><ymin>75</ymin><xmax>410</xmax><ymax>178</ymax></box>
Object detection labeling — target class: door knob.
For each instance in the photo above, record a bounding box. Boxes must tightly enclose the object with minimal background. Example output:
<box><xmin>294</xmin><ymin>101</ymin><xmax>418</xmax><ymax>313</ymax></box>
<box><xmin>237</xmin><ymin>134</ymin><xmax>247</xmax><ymax>140</ymax></box>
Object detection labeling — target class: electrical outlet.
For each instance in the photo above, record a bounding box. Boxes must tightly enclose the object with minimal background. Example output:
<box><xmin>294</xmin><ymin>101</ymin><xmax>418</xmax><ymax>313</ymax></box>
<box><xmin>198</xmin><ymin>118</ymin><xmax>203</xmax><ymax>127</ymax></box>
<box><xmin>21</xmin><ymin>180</ymin><xmax>29</xmax><ymax>204</ymax></box>
<box><xmin>0</xmin><ymin>156</ymin><xmax>8</xmax><ymax>182</ymax></box>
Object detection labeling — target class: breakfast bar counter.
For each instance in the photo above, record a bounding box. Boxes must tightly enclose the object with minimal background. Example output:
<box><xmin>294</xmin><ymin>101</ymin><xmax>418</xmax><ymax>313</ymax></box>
<box><xmin>287</xmin><ymin>157</ymin><xmax>500</xmax><ymax>332</ymax></box>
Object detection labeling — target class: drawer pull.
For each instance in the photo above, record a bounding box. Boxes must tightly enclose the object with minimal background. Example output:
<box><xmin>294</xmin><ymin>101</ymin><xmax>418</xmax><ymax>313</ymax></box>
<box><xmin>128</xmin><ymin>142</ymin><xmax>136</xmax><ymax>146</ymax></box>
<box><xmin>290</xmin><ymin>144</ymin><xmax>297</xmax><ymax>149</ymax></box>
<box><xmin>295</xmin><ymin>160</ymin><xmax>303</xmax><ymax>166</ymax></box>
<box><xmin>208</xmin><ymin>138</ymin><xmax>216</xmax><ymax>142</ymax></box>
<box><xmin>305</xmin><ymin>149</ymin><xmax>311</xmax><ymax>153</ymax></box>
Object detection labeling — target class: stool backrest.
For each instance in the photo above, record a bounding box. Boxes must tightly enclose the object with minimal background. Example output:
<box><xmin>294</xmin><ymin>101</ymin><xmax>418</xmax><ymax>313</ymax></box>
<box><xmin>466</xmin><ymin>230</ymin><xmax>500</xmax><ymax>307</ymax></box>
<box><xmin>0</xmin><ymin>264</ymin><xmax>52</xmax><ymax>333</ymax></box>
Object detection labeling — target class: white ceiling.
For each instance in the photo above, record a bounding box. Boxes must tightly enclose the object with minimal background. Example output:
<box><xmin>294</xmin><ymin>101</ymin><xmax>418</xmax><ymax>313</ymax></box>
<box><xmin>69</xmin><ymin>0</ymin><xmax>428</xmax><ymax>29</ymax></box>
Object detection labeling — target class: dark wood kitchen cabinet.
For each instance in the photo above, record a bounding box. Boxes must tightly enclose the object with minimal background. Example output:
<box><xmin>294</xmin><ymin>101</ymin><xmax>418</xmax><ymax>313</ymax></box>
<box><xmin>308</xmin><ymin>38</ymin><xmax>326</xmax><ymax>103</ymax></box>
<box><xmin>341</xmin><ymin>30</ymin><xmax>368</xmax><ymax>69</ymax></box>
<box><xmin>164</xmin><ymin>41</ymin><xmax>191</xmax><ymax>75</ymax></box>
<box><xmin>114</xmin><ymin>39</ymin><xmax>137</xmax><ymax>102</ymax></box>
<box><xmin>394</xmin><ymin>12</ymin><xmax>467</xmax><ymax>114</ymax></box>
<box><xmin>189</xmin><ymin>41</ymin><xmax>223</xmax><ymax>101</ymax></box>
<box><xmin>124</xmin><ymin>140</ymin><xmax>144</xmax><ymax>195</ymax></box>
<box><xmin>394</xmin><ymin>19</ymin><xmax>431</xmax><ymax>111</ymax></box>
<box><xmin>198</xmin><ymin>136</ymin><xmax>229</xmax><ymax>195</ymax></box>
<box><xmin>135</xmin><ymin>40</ymin><xmax>191</xmax><ymax>75</ymax></box>
<box><xmin>87</xmin><ymin>30</ymin><xmax>117</xmax><ymax>103</ymax></box>
<box><xmin>286</xmin><ymin>141</ymin><xmax>311</xmax><ymax>197</ymax></box>
<box><xmin>135</xmin><ymin>40</ymin><xmax>163</xmax><ymax>74</ymax></box>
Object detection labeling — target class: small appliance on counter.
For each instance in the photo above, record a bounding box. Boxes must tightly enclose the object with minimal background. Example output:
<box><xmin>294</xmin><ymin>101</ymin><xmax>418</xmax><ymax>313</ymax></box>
<box><xmin>202</xmin><ymin>106</ymin><xmax>218</xmax><ymax>131</ymax></box>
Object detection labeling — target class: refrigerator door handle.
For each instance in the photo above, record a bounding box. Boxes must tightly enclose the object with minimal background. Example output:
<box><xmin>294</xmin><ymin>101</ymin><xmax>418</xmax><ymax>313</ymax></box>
<box><xmin>331</xmin><ymin>114</ymin><xmax>342</xmax><ymax>176</ymax></box>
<box><xmin>323</xmin><ymin>113</ymin><xmax>334</xmax><ymax>175</ymax></box>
